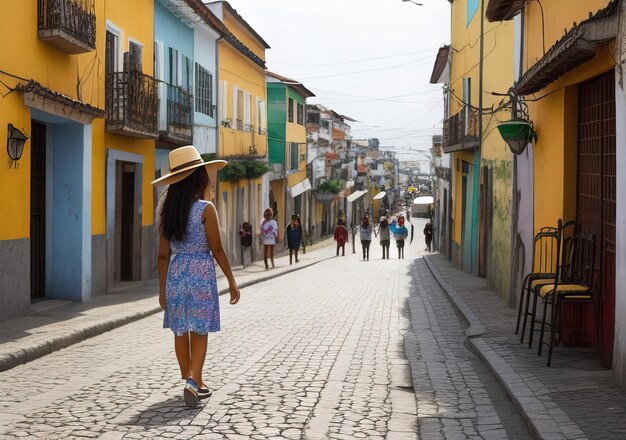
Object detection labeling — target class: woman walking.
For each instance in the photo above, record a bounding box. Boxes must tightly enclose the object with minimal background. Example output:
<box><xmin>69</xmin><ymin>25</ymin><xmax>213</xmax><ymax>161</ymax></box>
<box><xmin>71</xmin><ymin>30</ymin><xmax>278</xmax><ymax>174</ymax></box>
<box><xmin>375</xmin><ymin>216</ymin><xmax>391</xmax><ymax>259</ymax></box>
<box><xmin>260</xmin><ymin>208</ymin><xmax>279</xmax><ymax>269</ymax></box>
<box><xmin>359</xmin><ymin>216</ymin><xmax>372</xmax><ymax>260</ymax></box>
<box><xmin>333</xmin><ymin>218</ymin><xmax>349</xmax><ymax>256</ymax></box>
<box><xmin>423</xmin><ymin>220</ymin><xmax>434</xmax><ymax>252</ymax></box>
<box><xmin>154</xmin><ymin>145</ymin><xmax>240</xmax><ymax>408</ymax></box>
<box><xmin>390</xmin><ymin>214</ymin><xmax>409</xmax><ymax>259</ymax></box>
<box><xmin>286</xmin><ymin>214</ymin><xmax>303</xmax><ymax>264</ymax></box>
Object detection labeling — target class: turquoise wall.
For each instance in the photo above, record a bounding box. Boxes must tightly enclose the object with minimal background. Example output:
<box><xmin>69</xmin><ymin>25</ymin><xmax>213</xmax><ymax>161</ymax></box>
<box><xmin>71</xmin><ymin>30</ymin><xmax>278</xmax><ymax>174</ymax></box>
<box><xmin>267</xmin><ymin>83</ymin><xmax>286</xmax><ymax>165</ymax></box>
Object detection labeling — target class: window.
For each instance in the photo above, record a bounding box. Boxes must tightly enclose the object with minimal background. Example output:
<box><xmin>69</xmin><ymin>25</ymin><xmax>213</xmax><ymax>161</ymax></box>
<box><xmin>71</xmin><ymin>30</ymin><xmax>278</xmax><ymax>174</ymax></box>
<box><xmin>195</xmin><ymin>63</ymin><xmax>213</xmax><ymax>117</ymax></box>
<box><xmin>129</xmin><ymin>41</ymin><xmax>142</xmax><ymax>72</ymax></box>
<box><xmin>236</xmin><ymin>89</ymin><xmax>244</xmax><ymax>129</ymax></box>
<box><xmin>288</xmin><ymin>98</ymin><xmax>294</xmax><ymax>122</ymax></box>
<box><xmin>257</xmin><ymin>100</ymin><xmax>266</xmax><ymax>133</ymax></box>
<box><xmin>307</xmin><ymin>112</ymin><xmax>320</xmax><ymax>125</ymax></box>
<box><xmin>181</xmin><ymin>55</ymin><xmax>191</xmax><ymax>92</ymax></box>
<box><xmin>105</xmin><ymin>30</ymin><xmax>118</xmax><ymax>75</ymax></box>
<box><xmin>297</xmin><ymin>103</ymin><xmax>304</xmax><ymax>125</ymax></box>
<box><xmin>169</xmin><ymin>47</ymin><xmax>178</xmax><ymax>85</ymax></box>
<box><xmin>290</xmin><ymin>142</ymin><xmax>299</xmax><ymax>170</ymax></box>
<box><xmin>321</xmin><ymin>119</ymin><xmax>330</xmax><ymax>130</ymax></box>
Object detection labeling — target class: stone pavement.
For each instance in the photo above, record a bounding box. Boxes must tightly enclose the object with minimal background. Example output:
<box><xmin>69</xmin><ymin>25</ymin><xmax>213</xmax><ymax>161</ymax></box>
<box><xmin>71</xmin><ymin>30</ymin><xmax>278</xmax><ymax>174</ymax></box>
<box><xmin>0</xmin><ymin>221</ymin><xmax>533</xmax><ymax>439</ymax></box>
<box><xmin>0</xmin><ymin>238</ymin><xmax>336</xmax><ymax>373</ymax></box>
<box><xmin>424</xmin><ymin>253</ymin><xmax>626</xmax><ymax>440</ymax></box>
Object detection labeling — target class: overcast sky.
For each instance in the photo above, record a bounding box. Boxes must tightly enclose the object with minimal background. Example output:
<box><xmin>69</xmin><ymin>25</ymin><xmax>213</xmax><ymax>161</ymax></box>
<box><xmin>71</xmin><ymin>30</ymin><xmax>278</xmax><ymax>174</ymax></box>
<box><xmin>229</xmin><ymin>0</ymin><xmax>451</xmax><ymax>163</ymax></box>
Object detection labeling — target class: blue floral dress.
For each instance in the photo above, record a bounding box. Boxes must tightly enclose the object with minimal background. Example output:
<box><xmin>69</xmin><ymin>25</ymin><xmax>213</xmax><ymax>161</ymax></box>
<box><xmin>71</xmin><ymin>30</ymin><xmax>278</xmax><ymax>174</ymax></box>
<box><xmin>163</xmin><ymin>200</ymin><xmax>220</xmax><ymax>336</ymax></box>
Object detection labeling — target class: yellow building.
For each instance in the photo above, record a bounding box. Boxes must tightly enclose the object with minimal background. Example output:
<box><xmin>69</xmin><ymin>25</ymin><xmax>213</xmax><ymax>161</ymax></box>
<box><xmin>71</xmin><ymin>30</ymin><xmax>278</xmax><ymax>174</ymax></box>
<box><xmin>439</xmin><ymin>0</ymin><xmax>515</xmax><ymax>300</ymax></box>
<box><xmin>489</xmin><ymin>0</ymin><xmax>617</xmax><ymax>367</ymax></box>
<box><xmin>0</xmin><ymin>0</ymin><xmax>157</xmax><ymax>321</ymax></box>
<box><xmin>208</xmin><ymin>1</ymin><xmax>269</xmax><ymax>264</ymax></box>
<box><xmin>266</xmin><ymin>71</ymin><xmax>314</xmax><ymax>240</ymax></box>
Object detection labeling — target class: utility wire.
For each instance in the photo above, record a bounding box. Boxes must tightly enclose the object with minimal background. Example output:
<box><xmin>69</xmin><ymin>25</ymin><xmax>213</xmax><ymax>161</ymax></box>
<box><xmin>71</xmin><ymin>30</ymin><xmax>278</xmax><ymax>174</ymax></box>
<box><xmin>269</xmin><ymin>47</ymin><xmax>440</xmax><ymax>67</ymax></box>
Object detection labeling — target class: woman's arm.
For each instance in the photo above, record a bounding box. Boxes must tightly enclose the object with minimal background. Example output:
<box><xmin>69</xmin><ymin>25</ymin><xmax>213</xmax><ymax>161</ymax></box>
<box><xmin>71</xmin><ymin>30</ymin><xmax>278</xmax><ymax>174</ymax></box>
<box><xmin>158</xmin><ymin>234</ymin><xmax>171</xmax><ymax>310</ymax></box>
<box><xmin>203</xmin><ymin>203</ymin><xmax>240</xmax><ymax>304</ymax></box>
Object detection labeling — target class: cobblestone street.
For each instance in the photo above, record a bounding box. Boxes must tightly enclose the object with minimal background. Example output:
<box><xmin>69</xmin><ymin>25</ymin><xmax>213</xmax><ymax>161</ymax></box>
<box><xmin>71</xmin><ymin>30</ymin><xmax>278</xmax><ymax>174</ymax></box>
<box><xmin>0</xmin><ymin>228</ymin><xmax>530</xmax><ymax>439</ymax></box>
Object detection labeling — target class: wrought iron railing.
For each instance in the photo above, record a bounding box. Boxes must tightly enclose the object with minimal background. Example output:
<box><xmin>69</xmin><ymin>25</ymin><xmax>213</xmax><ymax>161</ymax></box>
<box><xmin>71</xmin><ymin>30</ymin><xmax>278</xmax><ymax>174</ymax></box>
<box><xmin>443</xmin><ymin>106</ymin><xmax>480</xmax><ymax>151</ymax></box>
<box><xmin>106</xmin><ymin>71</ymin><xmax>159</xmax><ymax>138</ymax></box>
<box><xmin>38</xmin><ymin>0</ymin><xmax>96</xmax><ymax>50</ymax></box>
<box><xmin>166</xmin><ymin>84</ymin><xmax>192</xmax><ymax>136</ymax></box>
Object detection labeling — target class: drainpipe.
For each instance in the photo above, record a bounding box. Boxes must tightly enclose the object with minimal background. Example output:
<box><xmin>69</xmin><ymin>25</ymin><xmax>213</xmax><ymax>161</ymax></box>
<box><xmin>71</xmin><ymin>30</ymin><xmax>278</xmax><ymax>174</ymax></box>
<box><xmin>472</xmin><ymin>0</ymin><xmax>485</xmax><ymax>276</ymax></box>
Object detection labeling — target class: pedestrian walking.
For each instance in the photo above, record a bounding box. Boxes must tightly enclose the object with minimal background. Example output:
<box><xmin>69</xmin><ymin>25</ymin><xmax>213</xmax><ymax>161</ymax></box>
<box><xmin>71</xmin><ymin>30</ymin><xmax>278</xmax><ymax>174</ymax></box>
<box><xmin>260</xmin><ymin>208</ymin><xmax>279</xmax><ymax>269</ymax></box>
<box><xmin>375</xmin><ymin>216</ymin><xmax>391</xmax><ymax>259</ymax></box>
<box><xmin>239</xmin><ymin>221</ymin><xmax>253</xmax><ymax>267</ymax></box>
<box><xmin>334</xmin><ymin>218</ymin><xmax>349</xmax><ymax>256</ymax></box>
<box><xmin>153</xmin><ymin>145</ymin><xmax>240</xmax><ymax>408</ymax></box>
<box><xmin>390</xmin><ymin>214</ymin><xmax>409</xmax><ymax>259</ymax></box>
<box><xmin>285</xmin><ymin>214</ymin><xmax>303</xmax><ymax>265</ymax></box>
<box><xmin>423</xmin><ymin>220</ymin><xmax>434</xmax><ymax>252</ymax></box>
<box><xmin>359</xmin><ymin>216</ymin><xmax>372</xmax><ymax>260</ymax></box>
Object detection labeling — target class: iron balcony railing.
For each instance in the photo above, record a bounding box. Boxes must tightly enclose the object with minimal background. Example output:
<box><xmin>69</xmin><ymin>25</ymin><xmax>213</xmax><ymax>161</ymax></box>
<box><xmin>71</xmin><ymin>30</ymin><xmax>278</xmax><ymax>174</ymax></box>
<box><xmin>106</xmin><ymin>71</ymin><xmax>159</xmax><ymax>139</ymax></box>
<box><xmin>442</xmin><ymin>106</ymin><xmax>480</xmax><ymax>152</ymax></box>
<box><xmin>38</xmin><ymin>0</ymin><xmax>96</xmax><ymax>53</ymax></box>
<box><xmin>164</xmin><ymin>84</ymin><xmax>192</xmax><ymax>144</ymax></box>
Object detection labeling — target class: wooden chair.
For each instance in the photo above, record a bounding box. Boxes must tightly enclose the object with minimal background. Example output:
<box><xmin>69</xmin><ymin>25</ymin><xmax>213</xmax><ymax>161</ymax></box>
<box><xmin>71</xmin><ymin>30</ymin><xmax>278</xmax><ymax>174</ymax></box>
<box><xmin>516</xmin><ymin>225</ymin><xmax>560</xmax><ymax>344</ymax></box>
<box><xmin>535</xmin><ymin>233</ymin><xmax>597</xmax><ymax>366</ymax></box>
<box><xmin>524</xmin><ymin>220</ymin><xmax>578</xmax><ymax>349</ymax></box>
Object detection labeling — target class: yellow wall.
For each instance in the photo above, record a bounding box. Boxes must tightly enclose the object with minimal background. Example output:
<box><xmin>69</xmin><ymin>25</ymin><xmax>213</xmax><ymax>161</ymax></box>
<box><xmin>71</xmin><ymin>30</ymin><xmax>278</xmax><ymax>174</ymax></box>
<box><xmin>223</xmin><ymin>12</ymin><xmax>267</xmax><ymax>60</ymax></box>
<box><xmin>219</xmin><ymin>43</ymin><xmax>267</xmax><ymax>157</ymax></box>
<box><xmin>270</xmin><ymin>179</ymin><xmax>286</xmax><ymax>240</ymax></box>
<box><xmin>0</xmin><ymin>0</ymin><xmax>156</xmax><ymax>239</ymax></box>
<box><xmin>93</xmin><ymin>0</ymin><xmax>156</xmax><ymax>234</ymax></box>
<box><xmin>524</xmin><ymin>5</ymin><xmax>615</xmax><ymax>234</ymax></box>
<box><xmin>524</xmin><ymin>1</ymin><xmax>612</xmax><ymax>70</ymax></box>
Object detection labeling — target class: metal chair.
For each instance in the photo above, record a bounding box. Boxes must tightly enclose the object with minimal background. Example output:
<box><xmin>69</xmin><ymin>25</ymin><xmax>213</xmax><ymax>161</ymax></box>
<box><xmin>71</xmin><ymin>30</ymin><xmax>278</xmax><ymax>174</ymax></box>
<box><xmin>536</xmin><ymin>233</ymin><xmax>597</xmax><ymax>366</ymax></box>
<box><xmin>516</xmin><ymin>225</ymin><xmax>560</xmax><ymax>344</ymax></box>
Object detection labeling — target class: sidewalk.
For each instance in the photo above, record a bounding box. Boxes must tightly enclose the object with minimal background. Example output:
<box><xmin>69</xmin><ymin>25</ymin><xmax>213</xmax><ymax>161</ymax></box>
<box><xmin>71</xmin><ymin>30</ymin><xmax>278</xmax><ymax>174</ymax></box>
<box><xmin>0</xmin><ymin>238</ymin><xmax>336</xmax><ymax>373</ymax></box>
<box><xmin>424</xmin><ymin>253</ymin><xmax>626</xmax><ymax>440</ymax></box>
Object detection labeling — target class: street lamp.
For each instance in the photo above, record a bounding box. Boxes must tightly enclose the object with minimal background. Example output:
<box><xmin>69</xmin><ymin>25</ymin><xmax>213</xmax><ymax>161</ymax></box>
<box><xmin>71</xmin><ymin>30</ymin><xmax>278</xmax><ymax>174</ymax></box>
<box><xmin>402</xmin><ymin>0</ymin><xmax>423</xmax><ymax>5</ymax></box>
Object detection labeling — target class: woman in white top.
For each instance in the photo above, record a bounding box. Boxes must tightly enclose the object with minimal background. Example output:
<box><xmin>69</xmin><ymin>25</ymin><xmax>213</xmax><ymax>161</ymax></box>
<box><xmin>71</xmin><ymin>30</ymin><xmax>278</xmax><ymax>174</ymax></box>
<box><xmin>260</xmin><ymin>208</ymin><xmax>279</xmax><ymax>269</ymax></box>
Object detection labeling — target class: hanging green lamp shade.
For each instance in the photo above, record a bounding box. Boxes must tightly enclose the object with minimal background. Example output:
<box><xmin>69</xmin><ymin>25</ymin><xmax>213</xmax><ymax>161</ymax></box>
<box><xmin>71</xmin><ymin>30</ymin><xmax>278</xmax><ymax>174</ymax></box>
<box><xmin>497</xmin><ymin>118</ymin><xmax>537</xmax><ymax>155</ymax></box>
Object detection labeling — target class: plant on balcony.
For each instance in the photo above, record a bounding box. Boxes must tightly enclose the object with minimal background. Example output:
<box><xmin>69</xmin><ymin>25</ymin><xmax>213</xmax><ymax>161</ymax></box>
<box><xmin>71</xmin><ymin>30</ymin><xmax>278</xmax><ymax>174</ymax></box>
<box><xmin>317</xmin><ymin>179</ymin><xmax>342</xmax><ymax>194</ymax></box>
<box><xmin>219</xmin><ymin>162</ymin><xmax>247</xmax><ymax>181</ymax></box>
<box><xmin>243</xmin><ymin>158</ymin><xmax>270</xmax><ymax>179</ymax></box>
<box><xmin>212</xmin><ymin>154</ymin><xmax>270</xmax><ymax>182</ymax></box>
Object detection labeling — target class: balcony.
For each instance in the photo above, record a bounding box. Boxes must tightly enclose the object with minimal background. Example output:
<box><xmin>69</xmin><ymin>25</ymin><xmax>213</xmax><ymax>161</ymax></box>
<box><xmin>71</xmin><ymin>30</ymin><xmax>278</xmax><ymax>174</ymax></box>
<box><xmin>38</xmin><ymin>0</ymin><xmax>96</xmax><ymax>54</ymax></box>
<box><xmin>160</xmin><ymin>84</ymin><xmax>192</xmax><ymax>145</ymax></box>
<box><xmin>442</xmin><ymin>106</ymin><xmax>480</xmax><ymax>153</ymax></box>
<box><xmin>106</xmin><ymin>71</ymin><xmax>159</xmax><ymax>139</ymax></box>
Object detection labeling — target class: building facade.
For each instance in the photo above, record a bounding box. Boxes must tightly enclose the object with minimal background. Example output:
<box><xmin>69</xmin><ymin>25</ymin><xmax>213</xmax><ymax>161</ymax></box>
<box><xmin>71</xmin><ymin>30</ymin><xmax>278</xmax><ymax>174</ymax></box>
<box><xmin>208</xmin><ymin>1</ymin><xmax>269</xmax><ymax>264</ymax></box>
<box><xmin>0</xmin><ymin>0</ymin><xmax>161</xmax><ymax>321</ymax></box>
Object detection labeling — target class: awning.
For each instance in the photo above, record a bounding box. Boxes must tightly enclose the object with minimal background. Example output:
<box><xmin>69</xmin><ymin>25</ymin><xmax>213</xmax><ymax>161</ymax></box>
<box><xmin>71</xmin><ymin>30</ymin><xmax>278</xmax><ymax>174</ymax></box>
<box><xmin>373</xmin><ymin>191</ymin><xmax>386</xmax><ymax>201</ymax></box>
<box><xmin>485</xmin><ymin>0</ymin><xmax>524</xmax><ymax>23</ymax></box>
<box><xmin>515</xmin><ymin>1</ymin><xmax>618</xmax><ymax>96</ymax></box>
<box><xmin>346</xmin><ymin>189</ymin><xmax>368</xmax><ymax>203</ymax></box>
<box><xmin>17</xmin><ymin>80</ymin><xmax>104</xmax><ymax>124</ymax></box>
<box><xmin>413</xmin><ymin>196</ymin><xmax>434</xmax><ymax>205</ymax></box>
<box><xmin>289</xmin><ymin>178</ymin><xmax>311</xmax><ymax>198</ymax></box>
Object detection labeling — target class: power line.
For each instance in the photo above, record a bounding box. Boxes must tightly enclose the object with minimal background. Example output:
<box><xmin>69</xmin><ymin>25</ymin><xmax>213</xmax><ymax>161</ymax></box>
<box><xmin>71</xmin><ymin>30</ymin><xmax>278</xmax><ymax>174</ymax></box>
<box><xmin>268</xmin><ymin>47</ymin><xmax>440</xmax><ymax>67</ymax></box>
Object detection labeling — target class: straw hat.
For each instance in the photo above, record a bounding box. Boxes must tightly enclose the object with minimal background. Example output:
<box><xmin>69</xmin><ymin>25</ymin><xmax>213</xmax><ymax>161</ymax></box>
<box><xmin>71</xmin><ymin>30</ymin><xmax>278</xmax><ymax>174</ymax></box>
<box><xmin>151</xmin><ymin>145</ymin><xmax>227</xmax><ymax>186</ymax></box>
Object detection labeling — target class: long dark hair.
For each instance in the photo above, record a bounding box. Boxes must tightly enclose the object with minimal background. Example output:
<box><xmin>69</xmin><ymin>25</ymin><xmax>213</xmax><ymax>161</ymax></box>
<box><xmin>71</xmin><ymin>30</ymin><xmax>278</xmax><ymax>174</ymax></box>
<box><xmin>160</xmin><ymin>167</ymin><xmax>209</xmax><ymax>241</ymax></box>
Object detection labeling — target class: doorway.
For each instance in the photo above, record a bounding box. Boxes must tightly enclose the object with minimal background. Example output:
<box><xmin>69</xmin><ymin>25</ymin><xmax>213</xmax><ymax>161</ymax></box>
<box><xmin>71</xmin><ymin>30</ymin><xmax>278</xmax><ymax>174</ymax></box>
<box><xmin>576</xmin><ymin>70</ymin><xmax>616</xmax><ymax>367</ymax></box>
<box><xmin>119</xmin><ymin>162</ymin><xmax>136</xmax><ymax>281</ymax></box>
<box><xmin>30</xmin><ymin>121</ymin><xmax>46</xmax><ymax>300</ymax></box>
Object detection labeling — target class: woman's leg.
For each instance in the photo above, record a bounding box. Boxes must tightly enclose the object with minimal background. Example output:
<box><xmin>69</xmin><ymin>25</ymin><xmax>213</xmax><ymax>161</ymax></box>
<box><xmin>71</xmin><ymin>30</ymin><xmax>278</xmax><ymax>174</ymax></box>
<box><xmin>362</xmin><ymin>241</ymin><xmax>366</xmax><ymax>259</ymax></box>
<box><xmin>189</xmin><ymin>332</ymin><xmax>208</xmax><ymax>387</ymax></box>
<box><xmin>336</xmin><ymin>243</ymin><xmax>340</xmax><ymax>256</ymax></box>
<box><xmin>289</xmin><ymin>248</ymin><xmax>293</xmax><ymax>265</ymax></box>
<box><xmin>264</xmin><ymin>245</ymin><xmax>269</xmax><ymax>269</ymax></box>
<box><xmin>270</xmin><ymin>245</ymin><xmax>275</xmax><ymax>267</ymax></box>
<box><xmin>174</xmin><ymin>333</ymin><xmax>191</xmax><ymax>379</ymax></box>
<box><xmin>295</xmin><ymin>249</ymin><xmax>299</xmax><ymax>262</ymax></box>
<box><xmin>365</xmin><ymin>241</ymin><xmax>370</xmax><ymax>260</ymax></box>
<box><xmin>341</xmin><ymin>243</ymin><xmax>345</xmax><ymax>256</ymax></box>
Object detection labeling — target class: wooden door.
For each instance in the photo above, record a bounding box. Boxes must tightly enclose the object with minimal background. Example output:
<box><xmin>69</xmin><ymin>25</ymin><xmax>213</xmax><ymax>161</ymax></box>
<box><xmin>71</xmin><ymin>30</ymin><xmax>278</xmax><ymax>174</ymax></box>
<box><xmin>577</xmin><ymin>70</ymin><xmax>616</xmax><ymax>367</ymax></box>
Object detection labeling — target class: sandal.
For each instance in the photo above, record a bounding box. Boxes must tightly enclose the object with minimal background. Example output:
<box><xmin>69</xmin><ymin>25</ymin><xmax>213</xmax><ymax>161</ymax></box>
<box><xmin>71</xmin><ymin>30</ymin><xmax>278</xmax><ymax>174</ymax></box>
<box><xmin>184</xmin><ymin>378</ymin><xmax>199</xmax><ymax>407</ymax></box>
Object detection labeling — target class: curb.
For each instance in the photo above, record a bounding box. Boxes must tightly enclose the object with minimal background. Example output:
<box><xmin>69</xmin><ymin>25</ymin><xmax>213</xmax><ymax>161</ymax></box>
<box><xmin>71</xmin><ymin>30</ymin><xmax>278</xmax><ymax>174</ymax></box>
<box><xmin>422</xmin><ymin>256</ymin><xmax>486</xmax><ymax>337</ymax></box>
<box><xmin>422</xmin><ymin>255</ymin><xmax>586</xmax><ymax>440</ymax></box>
<box><xmin>0</xmin><ymin>254</ymin><xmax>333</xmax><ymax>373</ymax></box>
